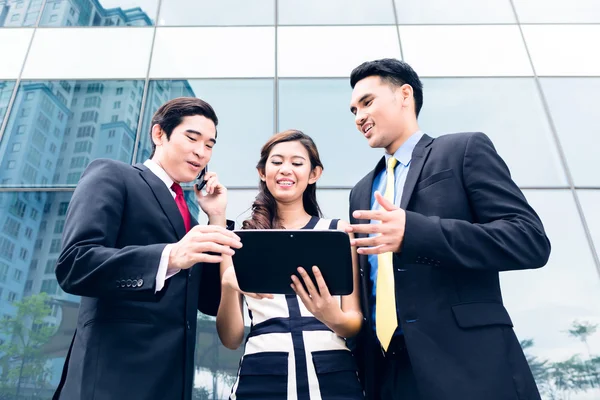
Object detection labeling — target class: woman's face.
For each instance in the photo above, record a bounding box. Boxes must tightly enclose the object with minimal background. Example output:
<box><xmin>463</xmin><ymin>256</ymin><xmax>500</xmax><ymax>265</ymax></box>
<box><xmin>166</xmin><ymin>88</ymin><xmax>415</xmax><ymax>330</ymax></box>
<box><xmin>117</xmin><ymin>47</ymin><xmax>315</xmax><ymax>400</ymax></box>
<box><xmin>260</xmin><ymin>141</ymin><xmax>320</xmax><ymax>204</ymax></box>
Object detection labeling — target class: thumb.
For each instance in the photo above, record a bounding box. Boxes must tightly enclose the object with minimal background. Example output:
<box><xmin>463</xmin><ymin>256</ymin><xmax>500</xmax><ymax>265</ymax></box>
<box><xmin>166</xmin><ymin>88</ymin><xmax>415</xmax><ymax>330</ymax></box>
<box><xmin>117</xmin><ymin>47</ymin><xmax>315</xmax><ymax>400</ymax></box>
<box><xmin>375</xmin><ymin>191</ymin><xmax>398</xmax><ymax>211</ymax></box>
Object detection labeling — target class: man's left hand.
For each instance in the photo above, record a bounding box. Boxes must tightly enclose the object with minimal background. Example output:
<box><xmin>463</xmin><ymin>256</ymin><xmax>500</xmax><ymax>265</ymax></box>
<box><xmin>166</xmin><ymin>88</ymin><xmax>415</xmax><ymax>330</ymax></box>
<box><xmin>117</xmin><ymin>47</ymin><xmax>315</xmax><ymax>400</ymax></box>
<box><xmin>346</xmin><ymin>191</ymin><xmax>406</xmax><ymax>255</ymax></box>
<box><xmin>195</xmin><ymin>171</ymin><xmax>227</xmax><ymax>219</ymax></box>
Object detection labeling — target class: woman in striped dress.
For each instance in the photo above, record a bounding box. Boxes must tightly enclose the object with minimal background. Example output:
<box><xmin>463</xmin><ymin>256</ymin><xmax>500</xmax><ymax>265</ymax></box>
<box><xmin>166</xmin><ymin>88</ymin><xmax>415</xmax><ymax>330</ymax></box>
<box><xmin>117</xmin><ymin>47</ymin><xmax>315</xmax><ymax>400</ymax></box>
<box><xmin>216</xmin><ymin>130</ymin><xmax>365</xmax><ymax>400</ymax></box>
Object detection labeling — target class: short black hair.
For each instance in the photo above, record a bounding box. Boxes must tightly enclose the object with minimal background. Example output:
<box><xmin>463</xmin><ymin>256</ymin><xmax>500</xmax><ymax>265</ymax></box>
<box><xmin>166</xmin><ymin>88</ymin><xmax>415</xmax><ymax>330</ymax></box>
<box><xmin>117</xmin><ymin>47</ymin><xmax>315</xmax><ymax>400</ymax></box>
<box><xmin>149</xmin><ymin>97</ymin><xmax>218</xmax><ymax>157</ymax></box>
<box><xmin>350</xmin><ymin>58</ymin><xmax>423</xmax><ymax>117</ymax></box>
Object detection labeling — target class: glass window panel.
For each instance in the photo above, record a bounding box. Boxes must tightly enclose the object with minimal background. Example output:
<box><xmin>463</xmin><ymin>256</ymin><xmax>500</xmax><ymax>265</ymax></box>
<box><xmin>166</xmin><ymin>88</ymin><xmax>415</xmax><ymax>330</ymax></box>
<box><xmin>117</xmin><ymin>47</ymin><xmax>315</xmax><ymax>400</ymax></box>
<box><xmin>0</xmin><ymin>191</ymin><xmax>78</xmax><ymax>395</ymax></box>
<box><xmin>22</xmin><ymin>28</ymin><xmax>153</xmax><ymax>79</ymax></box>
<box><xmin>136</xmin><ymin>79</ymin><xmax>274</xmax><ymax>187</ymax></box>
<box><xmin>158</xmin><ymin>0</ymin><xmax>273</xmax><ymax>26</ymax></box>
<box><xmin>540</xmin><ymin>78</ymin><xmax>600</xmax><ymax>187</ymax></box>
<box><xmin>317</xmin><ymin>189</ymin><xmax>351</xmax><ymax>222</ymax></box>
<box><xmin>40</xmin><ymin>0</ymin><xmax>157</xmax><ymax>27</ymax></box>
<box><xmin>278</xmin><ymin>78</ymin><xmax>382</xmax><ymax>187</ymax></box>
<box><xmin>500</xmin><ymin>190</ymin><xmax>600</xmax><ymax>399</ymax></box>
<box><xmin>513</xmin><ymin>0</ymin><xmax>600</xmax><ymax>23</ymax></box>
<box><xmin>278</xmin><ymin>0</ymin><xmax>394</xmax><ymax>25</ymax></box>
<box><xmin>150</xmin><ymin>27</ymin><xmax>275</xmax><ymax>78</ymax></box>
<box><xmin>0</xmin><ymin>80</ymin><xmax>143</xmax><ymax>187</ymax></box>
<box><xmin>578</xmin><ymin>191</ymin><xmax>600</xmax><ymax>260</ymax></box>
<box><xmin>0</xmin><ymin>81</ymin><xmax>16</xmax><ymax>127</ymax></box>
<box><xmin>522</xmin><ymin>25</ymin><xmax>600</xmax><ymax>77</ymax></box>
<box><xmin>278</xmin><ymin>27</ymin><xmax>401</xmax><ymax>77</ymax></box>
<box><xmin>400</xmin><ymin>25</ymin><xmax>532</xmax><ymax>77</ymax></box>
<box><xmin>419</xmin><ymin>78</ymin><xmax>567</xmax><ymax>187</ymax></box>
<box><xmin>394</xmin><ymin>0</ymin><xmax>515</xmax><ymax>24</ymax></box>
<box><xmin>0</xmin><ymin>28</ymin><xmax>34</xmax><ymax>79</ymax></box>
<box><xmin>0</xmin><ymin>1</ymin><xmax>42</xmax><ymax>27</ymax></box>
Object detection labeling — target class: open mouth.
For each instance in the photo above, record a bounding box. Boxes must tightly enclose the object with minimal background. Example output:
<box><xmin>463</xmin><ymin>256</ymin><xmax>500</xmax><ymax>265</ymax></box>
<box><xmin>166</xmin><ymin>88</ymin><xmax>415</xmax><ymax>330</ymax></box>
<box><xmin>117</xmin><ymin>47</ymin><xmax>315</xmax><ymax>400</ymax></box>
<box><xmin>362</xmin><ymin>123</ymin><xmax>374</xmax><ymax>136</ymax></box>
<box><xmin>276</xmin><ymin>179</ymin><xmax>295</xmax><ymax>187</ymax></box>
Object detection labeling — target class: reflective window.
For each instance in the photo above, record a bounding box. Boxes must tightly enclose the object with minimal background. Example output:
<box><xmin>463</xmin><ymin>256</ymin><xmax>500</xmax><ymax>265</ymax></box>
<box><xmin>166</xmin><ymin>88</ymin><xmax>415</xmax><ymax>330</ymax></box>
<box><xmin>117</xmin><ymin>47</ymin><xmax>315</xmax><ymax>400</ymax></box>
<box><xmin>578</xmin><ymin>191</ymin><xmax>600</xmax><ymax>259</ymax></box>
<box><xmin>22</xmin><ymin>28</ymin><xmax>153</xmax><ymax>80</ymax></box>
<box><xmin>0</xmin><ymin>28</ymin><xmax>34</xmax><ymax>79</ymax></box>
<box><xmin>0</xmin><ymin>80</ymin><xmax>144</xmax><ymax>187</ymax></box>
<box><xmin>278</xmin><ymin>78</ymin><xmax>382</xmax><ymax>187</ymax></box>
<box><xmin>39</xmin><ymin>0</ymin><xmax>157</xmax><ymax>27</ymax></box>
<box><xmin>150</xmin><ymin>27</ymin><xmax>275</xmax><ymax>78</ymax></box>
<box><xmin>158</xmin><ymin>0</ymin><xmax>273</xmax><ymax>26</ymax></box>
<box><xmin>0</xmin><ymin>0</ymin><xmax>43</xmax><ymax>26</ymax></box>
<box><xmin>0</xmin><ymin>191</ymin><xmax>77</xmax><ymax>395</ymax></box>
<box><xmin>419</xmin><ymin>78</ymin><xmax>567</xmax><ymax>187</ymax></box>
<box><xmin>278</xmin><ymin>0</ymin><xmax>394</xmax><ymax>25</ymax></box>
<box><xmin>522</xmin><ymin>25</ymin><xmax>600</xmax><ymax>76</ymax></box>
<box><xmin>540</xmin><ymin>78</ymin><xmax>600</xmax><ymax>187</ymax></box>
<box><xmin>513</xmin><ymin>0</ymin><xmax>600</xmax><ymax>23</ymax></box>
<box><xmin>394</xmin><ymin>0</ymin><xmax>515</xmax><ymax>24</ymax></box>
<box><xmin>501</xmin><ymin>190</ymin><xmax>600</xmax><ymax>399</ymax></box>
<box><xmin>136</xmin><ymin>79</ymin><xmax>274</xmax><ymax>187</ymax></box>
<box><xmin>278</xmin><ymin>26</ymin><xmax>400</xmax><ymax>77</ymax></box>
<box><xmin>400</xmin><ymin>25</ymin><xmax>532</xmax><ymax>77</ymax></box>
<box><xmin>0</xmin><ymin>81</ymin><xmax>16</xmax><ymax>127</ymax></box>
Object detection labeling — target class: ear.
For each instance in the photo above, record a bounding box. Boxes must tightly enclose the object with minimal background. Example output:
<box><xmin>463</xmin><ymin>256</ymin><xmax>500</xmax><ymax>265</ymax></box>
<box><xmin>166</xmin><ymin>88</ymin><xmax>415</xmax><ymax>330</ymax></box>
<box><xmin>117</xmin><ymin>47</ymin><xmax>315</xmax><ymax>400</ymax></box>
<box><xmin>308</xmin><ymin>166</ymin><xmax>323</xmax><ymax>185</ymax></box>
<box><xmin>151</xmin><ymin>124</ymin><xmax>164</xmax><ymax>147</ymax></box>
<box><xmin>399</xmin><ymin>84</ymin><xmax>414</xmax><ymax>108</ymax></box>
<box><xmin>257</xmin><ymin>168</ymin><xmax>266</xmax><ymax>182</ymax></box>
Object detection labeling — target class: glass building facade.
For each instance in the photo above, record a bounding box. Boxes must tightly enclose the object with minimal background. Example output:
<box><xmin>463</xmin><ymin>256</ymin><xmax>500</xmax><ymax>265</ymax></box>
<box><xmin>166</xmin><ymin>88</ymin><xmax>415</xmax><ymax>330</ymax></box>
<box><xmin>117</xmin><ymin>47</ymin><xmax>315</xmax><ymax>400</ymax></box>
<box><xmin>0</xmin><ymin>0</ymin><xmax>599</xmax><ymax>399</ymax></box>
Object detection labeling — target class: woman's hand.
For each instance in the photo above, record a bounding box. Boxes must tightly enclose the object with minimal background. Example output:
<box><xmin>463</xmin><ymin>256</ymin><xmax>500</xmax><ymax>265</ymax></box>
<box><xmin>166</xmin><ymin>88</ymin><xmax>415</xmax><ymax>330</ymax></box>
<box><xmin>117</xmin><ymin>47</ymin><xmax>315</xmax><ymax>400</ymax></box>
<box><xmin>222</xmin><ymin>265</ymin><xmax>273</xmax><ymax>300</ymax></box>
<box><xmin>291</xmin><ymin>266</ymin><xmax>343</xmax><ymax>326</ymax></box>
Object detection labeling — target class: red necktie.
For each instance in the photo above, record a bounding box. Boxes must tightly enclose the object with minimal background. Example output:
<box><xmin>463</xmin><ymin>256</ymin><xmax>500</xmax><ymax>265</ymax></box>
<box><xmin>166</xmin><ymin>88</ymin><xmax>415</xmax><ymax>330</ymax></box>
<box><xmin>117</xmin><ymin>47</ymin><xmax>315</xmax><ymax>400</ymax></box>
<box><xmin>171</xmin><ymin>183</ymin><xmax>191</xmax><ymax>233</ymax></box>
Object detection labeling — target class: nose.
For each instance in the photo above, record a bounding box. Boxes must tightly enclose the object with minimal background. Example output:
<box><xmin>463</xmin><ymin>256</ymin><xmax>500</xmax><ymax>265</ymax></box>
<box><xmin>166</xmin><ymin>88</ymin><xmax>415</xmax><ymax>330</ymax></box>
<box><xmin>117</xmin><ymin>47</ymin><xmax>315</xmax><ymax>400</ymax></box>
<box><xmin>279</xmin><ymin>162</ymin><xmax>292</xmax><ymax>175</ymax></box>
<box><xmin>355</xmin><ymin>111</ymin><xmax>367</xmax><ymax>128</ymax></box>
<box><xmin>193</xmin><ymin>144</ymin><xmax>205</xmax><ymax>159</ymax></box>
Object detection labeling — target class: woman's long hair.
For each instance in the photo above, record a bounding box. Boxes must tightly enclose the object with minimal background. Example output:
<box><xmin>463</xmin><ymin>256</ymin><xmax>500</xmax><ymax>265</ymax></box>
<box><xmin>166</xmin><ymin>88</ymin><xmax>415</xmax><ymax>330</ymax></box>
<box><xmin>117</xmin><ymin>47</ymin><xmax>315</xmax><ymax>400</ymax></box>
<box><xmin>242</xmin><ymin>130</ymin><xmax>324</xmax><ymax>230</ymax></box>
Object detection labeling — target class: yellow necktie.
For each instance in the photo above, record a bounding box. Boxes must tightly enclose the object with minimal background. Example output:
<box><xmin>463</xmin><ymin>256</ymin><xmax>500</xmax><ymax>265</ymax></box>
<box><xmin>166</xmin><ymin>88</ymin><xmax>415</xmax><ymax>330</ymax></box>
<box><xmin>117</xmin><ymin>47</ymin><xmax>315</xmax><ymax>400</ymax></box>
<box><xmin>376</xmin><ymin>156</ymin><xmax>398</xmax><ymax>351</ymax></box>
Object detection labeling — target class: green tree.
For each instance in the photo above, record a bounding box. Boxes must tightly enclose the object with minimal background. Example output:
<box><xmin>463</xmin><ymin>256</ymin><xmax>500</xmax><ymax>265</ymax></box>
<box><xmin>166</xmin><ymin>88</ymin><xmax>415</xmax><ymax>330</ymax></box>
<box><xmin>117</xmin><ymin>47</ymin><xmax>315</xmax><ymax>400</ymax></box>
<box><xmin>0</xmin><ymin>293</ymin><xmax>55</xmax><ymax>399</ymax></box>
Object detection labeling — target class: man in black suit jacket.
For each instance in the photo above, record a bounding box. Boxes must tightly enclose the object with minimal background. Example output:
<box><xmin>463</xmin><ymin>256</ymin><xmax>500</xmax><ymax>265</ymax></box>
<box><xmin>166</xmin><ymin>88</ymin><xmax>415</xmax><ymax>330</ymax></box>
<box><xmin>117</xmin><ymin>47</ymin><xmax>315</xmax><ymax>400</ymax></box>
<box><xmin>346</xmin><ymin>59</ymin><xmax>551</xmax><ymax>400</ymax></box>
<box><xmin>53</xmin><ymin>97</ymin><xmax>242</xmax><ymax>400</ymax></box>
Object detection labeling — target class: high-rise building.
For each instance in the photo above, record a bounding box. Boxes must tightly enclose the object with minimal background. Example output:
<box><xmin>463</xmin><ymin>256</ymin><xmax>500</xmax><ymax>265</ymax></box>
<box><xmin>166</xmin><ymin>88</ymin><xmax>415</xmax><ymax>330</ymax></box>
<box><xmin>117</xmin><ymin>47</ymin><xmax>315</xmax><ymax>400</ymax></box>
<box><xmin>0</xmin><ymin>1</ymin><xmax>599</xmax><ymax>399</ymax></box>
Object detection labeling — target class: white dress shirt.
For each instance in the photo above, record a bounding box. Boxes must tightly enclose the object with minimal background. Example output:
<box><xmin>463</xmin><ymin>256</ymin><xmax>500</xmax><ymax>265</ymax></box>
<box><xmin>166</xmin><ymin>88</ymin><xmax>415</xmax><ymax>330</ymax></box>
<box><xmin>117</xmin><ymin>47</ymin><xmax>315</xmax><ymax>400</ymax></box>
<box><xmin>143</xmin><ymin>159</ymin><xmax>181</xmax><ymax>292</ymax></box>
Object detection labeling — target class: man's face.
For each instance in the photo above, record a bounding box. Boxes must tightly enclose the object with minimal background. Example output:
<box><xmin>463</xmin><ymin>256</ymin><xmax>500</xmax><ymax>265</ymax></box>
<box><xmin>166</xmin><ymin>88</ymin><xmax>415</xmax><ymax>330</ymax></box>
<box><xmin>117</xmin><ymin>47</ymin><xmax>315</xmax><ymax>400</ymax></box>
<box><xmin>152</xmin><ymin>115</ymin><xmax>216</xmax><ymax>183</ymax></box>
<box><xmin>350</xmin><ymin>76</ymin><xmax>406</xmax><ymax>151</ymax></box>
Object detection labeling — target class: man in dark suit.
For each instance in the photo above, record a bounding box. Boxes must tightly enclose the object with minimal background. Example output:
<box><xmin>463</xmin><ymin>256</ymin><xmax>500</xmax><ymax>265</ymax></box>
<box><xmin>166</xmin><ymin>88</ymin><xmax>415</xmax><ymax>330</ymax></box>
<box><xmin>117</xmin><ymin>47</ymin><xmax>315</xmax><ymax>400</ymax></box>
<box><xmin>53</xmin><ymin>97</ymin><xmax>242</xmax><ymax>400</ymax></box>
<box><xmin>346</xmin><ymin>59</ymin><xmax>551</xmax><ymax>400</ymax></box>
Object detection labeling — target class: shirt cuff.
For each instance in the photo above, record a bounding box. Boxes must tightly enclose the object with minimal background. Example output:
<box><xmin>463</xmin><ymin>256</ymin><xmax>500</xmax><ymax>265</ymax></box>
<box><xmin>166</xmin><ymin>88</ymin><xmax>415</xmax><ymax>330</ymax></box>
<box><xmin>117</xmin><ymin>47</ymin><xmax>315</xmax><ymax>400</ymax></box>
<box><xmin>155</xmin><ymin>244</ymin><xmax>180</xmax><ymax>292</ymax></box>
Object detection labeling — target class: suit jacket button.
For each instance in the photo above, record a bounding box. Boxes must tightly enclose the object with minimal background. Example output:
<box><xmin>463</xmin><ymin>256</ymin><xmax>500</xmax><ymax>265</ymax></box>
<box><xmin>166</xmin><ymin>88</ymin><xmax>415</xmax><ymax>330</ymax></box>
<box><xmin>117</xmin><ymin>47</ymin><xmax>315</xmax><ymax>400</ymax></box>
<box><xmin>137</xmin><ymin>279</ymin><xmax>143</xmax><ymax>287</ymax></box>
<box><xmin>188</xmin><ymin>270</ymin><xmax>192</xmax><ymax>278</ymax></box>
<box><xmin>126</xmin><ymin>279</ymin><xmax>132</xmax><ymax>287</ymax></box>
<box><xmin>186</xmin><ymin>321</ymin><xmax>191</xmax><ymax>330</ymax></box>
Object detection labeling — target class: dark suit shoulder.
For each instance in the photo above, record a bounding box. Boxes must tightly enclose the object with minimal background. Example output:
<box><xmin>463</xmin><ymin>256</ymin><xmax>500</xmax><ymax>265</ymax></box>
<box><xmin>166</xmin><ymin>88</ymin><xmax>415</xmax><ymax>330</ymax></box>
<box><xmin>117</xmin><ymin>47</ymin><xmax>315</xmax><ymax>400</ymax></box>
<box><xmin>431</xmin><ymin>132</ymin><xmax>487</xmax><ymax>147</ymax></box>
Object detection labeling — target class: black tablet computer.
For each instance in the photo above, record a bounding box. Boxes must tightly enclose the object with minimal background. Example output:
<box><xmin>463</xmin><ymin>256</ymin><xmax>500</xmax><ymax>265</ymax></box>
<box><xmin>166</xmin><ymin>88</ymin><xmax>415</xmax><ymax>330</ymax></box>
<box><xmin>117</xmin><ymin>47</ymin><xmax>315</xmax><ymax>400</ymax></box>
<box><xmin>231</xmin><ymin>230</ymin><xmax>353</xmax><ymax>296</ymax></box>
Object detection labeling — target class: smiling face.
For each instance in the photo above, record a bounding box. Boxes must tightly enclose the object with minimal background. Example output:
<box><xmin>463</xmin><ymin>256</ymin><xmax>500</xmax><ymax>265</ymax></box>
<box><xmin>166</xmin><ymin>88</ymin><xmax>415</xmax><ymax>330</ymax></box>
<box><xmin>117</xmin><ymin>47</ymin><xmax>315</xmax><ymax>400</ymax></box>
<box><xmin>259</xmin><ymin>140</ymin><xmax>321</xmax><ymax>204</ymax></box>
<box><xmin>350</xmin><ymin>75</ymin><xmax>416</xmax><ymax>154</ymax></box>
<box><xmin>151</xmin><ymin>115</ymin><xmax>216</xmax><ymax>183</ymax></box>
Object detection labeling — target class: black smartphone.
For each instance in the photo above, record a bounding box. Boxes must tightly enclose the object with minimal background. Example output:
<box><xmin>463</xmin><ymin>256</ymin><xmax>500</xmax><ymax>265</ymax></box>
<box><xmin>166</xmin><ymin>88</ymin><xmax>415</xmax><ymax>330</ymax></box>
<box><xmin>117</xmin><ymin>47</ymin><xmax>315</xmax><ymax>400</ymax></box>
<box><xmin>195</xmin><ymin>165</ymin><xmax>208</xmax><ymax>191</ymax></box>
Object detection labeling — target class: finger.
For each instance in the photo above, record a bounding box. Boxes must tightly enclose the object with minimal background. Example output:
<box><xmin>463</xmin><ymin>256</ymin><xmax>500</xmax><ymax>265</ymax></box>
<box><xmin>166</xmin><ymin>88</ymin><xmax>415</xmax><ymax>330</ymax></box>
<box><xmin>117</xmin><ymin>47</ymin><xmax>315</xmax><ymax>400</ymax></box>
<box><xmin>290</xmin><ymin>275</ymin><xmax>312</xmax><ymax>304</ymax></box>
<box><xmin>350</xmin><ymin>235</ymin><xmax>385</xmax><ymax>248</ymax></box>
<box><xmin>297</xmin><ymin>267</ymin><xmax>319</xmax><ymax>298</ymax></box>
<box><xmin>205</xmin><ymin>176</ymin><xmax>218</xmax><ymax>195</ymax></box>
<box><xmin>374</xmin><ymin>191</ymin><xmax>399</xmax><ymax>212</ymax></box>
<box><xmin>193</xmin><ymin>242</ymin><xmax>236</xmax><ymax>256</ymax></box>
<box><xmin>190</xmin><ymin>232</ymin><xmax>241</xmax><ymax>249</ymax></box>
<box><xmin>345</xmin><ymin>223</ymin><xmax>382</xmax><ymax>235</ymax></box>
<box><xmin>193</xmin><ymin>254</ymin><xmax>224</xmax><ymax>264</ymax></box>
<box><xmin>190</xmin><ymin>225</ymin><xmax>241</xmax><ymax>241</ymax></box>
<box><xmin>203</xmin><ymin>171</ymin><xmax>217</xmax><ymax>181</ymax></box>
<box><xmin>351</xmin><ymin>209</ymin><xmax>387</xmax><ymax>222</ymax></box>
<box><xmin>312</xmin><ymin>266</ymin><xmax>330</xmax><ymax>298</ymax></box>
<box><xmin>356</xmin><ymin>244</ymin><xmax>388</xmax><ymax>255</ymax></box>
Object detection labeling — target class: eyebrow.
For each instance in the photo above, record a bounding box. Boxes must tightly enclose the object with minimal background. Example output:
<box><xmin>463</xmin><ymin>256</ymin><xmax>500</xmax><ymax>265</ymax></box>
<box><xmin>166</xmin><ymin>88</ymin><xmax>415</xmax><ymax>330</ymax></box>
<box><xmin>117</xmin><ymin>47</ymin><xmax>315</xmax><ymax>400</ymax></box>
<box><xmin>186</xmin><ymin>129</ymin><xmax>216</xmax><ymax>144</ymax></box>
<box><xmin>270</xmin><ymin>154</ymin><xmax>307</xmax><ymax>160</ymax></box>
<box><xmin>349</xmin><ymin>93</ymin><xmax>373</xmax><ymax>114</ymax></box>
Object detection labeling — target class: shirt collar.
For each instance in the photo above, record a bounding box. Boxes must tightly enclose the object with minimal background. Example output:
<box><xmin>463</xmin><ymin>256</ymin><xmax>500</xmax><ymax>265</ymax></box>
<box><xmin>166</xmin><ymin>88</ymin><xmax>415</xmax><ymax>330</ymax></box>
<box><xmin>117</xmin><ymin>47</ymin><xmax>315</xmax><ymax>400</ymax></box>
<box><xmin>385</xmin><ymin>130</ymin><xmax>424</xmax><ymax>167</ymax></box>
<box><xmin>144</xmin><ymin>159</ymin><xmax>174</xmax><ymax>190</ymax></box>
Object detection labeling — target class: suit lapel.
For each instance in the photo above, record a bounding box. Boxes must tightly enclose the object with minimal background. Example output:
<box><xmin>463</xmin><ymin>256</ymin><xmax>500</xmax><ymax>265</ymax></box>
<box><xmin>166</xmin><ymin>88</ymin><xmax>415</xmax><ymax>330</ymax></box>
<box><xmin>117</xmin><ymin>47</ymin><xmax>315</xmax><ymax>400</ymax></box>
<box><xmin>400</xmin><ymin>134</ymin><xmax>434</xmax><ymax>210</ymax></box>
<box><xmin>136</xmin><ymin>163</ymin><xmax>187</xmax><ymax>240</ymax></box>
